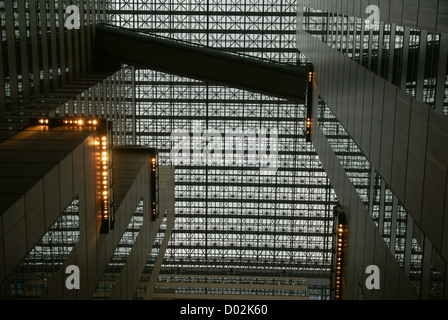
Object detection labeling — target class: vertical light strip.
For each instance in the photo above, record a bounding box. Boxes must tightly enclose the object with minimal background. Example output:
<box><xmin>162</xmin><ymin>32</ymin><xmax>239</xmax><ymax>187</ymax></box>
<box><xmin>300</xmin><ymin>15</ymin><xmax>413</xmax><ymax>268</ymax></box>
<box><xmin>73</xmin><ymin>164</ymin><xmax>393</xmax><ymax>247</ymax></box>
<box><xmin>334</xmin><ymin>222</ymin><xmax>345</xmax><ymax>299</ymax></box>
<box><xmin>30</xmin><ymin>116</ymin><xmax>113</xmax><ymax>232</ymax></box>
<box><xmin>150</xmin><ymin>154</ymin><xmax>158</xmax><ymax>221</ymax></box>
<box><xmin>305</xmin><ymin>65</ymin><xmax>314</xmax><ymax>142</ymax></box>
<box><xmin>99</xmin><ymin>130</ymin><xmax>111</xmax><ymax>233</ymax></box>
<box><xmin>333</xmin><ymin>206</ymin><xmax>347</xmax><ymax>300</ymax></box>
<box><xmin>0</xmin><ymin>198</ymin><xmax>80</xmax><ymax>299</ymax></box>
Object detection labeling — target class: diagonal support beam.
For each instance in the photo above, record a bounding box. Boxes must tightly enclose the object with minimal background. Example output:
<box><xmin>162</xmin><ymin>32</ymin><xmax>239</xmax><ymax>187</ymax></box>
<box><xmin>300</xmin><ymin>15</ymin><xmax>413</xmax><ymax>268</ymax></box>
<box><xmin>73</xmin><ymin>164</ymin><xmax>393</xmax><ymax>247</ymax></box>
<box><xmin>95</xmin><ymin>24</ymin><xmax>307</xmax><ymax>103</ymax></box>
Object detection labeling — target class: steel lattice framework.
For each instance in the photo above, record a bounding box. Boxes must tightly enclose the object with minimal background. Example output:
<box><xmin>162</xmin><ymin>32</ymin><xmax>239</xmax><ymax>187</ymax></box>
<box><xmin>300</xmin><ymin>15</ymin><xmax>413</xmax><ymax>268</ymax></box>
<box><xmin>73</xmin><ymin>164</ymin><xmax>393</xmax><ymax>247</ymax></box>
<box><xmin>106</xmin><ymin>0</ymin><xmax>338</xmax><ymax>298</ymax></box>
<box><xmin>106</xmin><ymin>0</ymin><xmax>298</xmax><ymax>64</ymax></box>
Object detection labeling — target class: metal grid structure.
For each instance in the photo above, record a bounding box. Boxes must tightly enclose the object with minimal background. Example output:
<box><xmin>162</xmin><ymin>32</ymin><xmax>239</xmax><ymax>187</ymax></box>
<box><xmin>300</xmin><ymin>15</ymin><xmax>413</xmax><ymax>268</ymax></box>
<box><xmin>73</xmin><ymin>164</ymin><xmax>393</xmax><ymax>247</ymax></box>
<box><xmin>152</xmin><ymin>274</ymin><xmax>310</xmax><ymax>299</ymax></box>
<box><xmin>0</xmin><ymin>0</ymin><xmax>109</xmax><ymax>141</ymax></box>
<box><xmin>106</xmin><ymin>0</ymin><xmax>298</xmax><ymax>65</ymax></box>
<box><xmin>106</xmin><ymin>1</ymin><xmax>338</xmax><ymax>299</ymax></box>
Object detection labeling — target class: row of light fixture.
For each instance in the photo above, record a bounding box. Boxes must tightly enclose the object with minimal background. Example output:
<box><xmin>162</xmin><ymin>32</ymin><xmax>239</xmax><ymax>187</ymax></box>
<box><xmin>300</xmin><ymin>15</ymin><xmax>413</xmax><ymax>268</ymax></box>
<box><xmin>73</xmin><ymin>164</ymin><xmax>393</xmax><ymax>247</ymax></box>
<box><xmin>333</xmin><ymin>208</ymin><xmax>346</xmax><ymax>300</ymax></box>
<box><xmin>308</xmin><ymin>70</ymin><xmax>315</xmax><ymax>83</ymax></box>
<box><xmin>305</xmin><ymin>117</ymin><xmax>312</xmax><ymax>139</ymax></box>
<box><xmin>33</xmin><ymin>117</ymin><xmax>101</xmax><ymax>127</ymax></box>
<box><xmin>335</xmin><ymin>223</ymin><xmax>345</xmax><ymax>299</ymax></box>
<box><xmin>305</xmin><ymin>66</ymin><xmax>314</xmax><ymax>143</ymax></box>
<box><xmin>62</xmin><ymin>118</ymin><xmax>99</xmax><ymax>126</ymax></box>
<box><xmin>150</xmin><ymin>155</ymin><xmax>158</xmax><ymax>221</ymax></box>
<box><xmin>98</xmin><ymin>133</ymin><xmax>111</xmax><ymax>233</ymax></box>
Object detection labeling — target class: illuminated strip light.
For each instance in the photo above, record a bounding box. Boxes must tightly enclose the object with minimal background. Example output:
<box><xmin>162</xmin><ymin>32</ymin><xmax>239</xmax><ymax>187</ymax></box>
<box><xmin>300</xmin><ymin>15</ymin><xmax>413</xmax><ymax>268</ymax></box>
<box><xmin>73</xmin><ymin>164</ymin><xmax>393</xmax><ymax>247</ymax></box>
<box><xmin>335</xmin><ymin>223</ymin><xmax>344</xmax><ymax>299</ymax></box>
<box><xmin>30</xmin><ymin>116</ymin><xmax>113</xmax><ymax>233</ymax></box>
<box><xmin>150</xmin><ymin>154</ymin><xmax>158</xmax><ymax>221</ymax></box>
<box><xmin>86</xmin><ymin>119</ymin><xmax>99</xmax><ymax>126</ymax></box>
<box><xmin>305</xmin><ymin>64</ymin><xmax>314</xmax><ymax>143</ymax></box>
<box><xmin>62</xmin><ymin>119</ymin><xmax>85</xmax><ymax>125</ymax></box>
<box><xmin>333</xmin><ymin>207</ymin><xmax>347</xmax><ymax>300</ymax></box>
<box><xmin>31</xmin><ymin>117</ymin><xmax>100</xmax><ymax>128</ymax></box>
<box><xmin>99</xmin><ymin>134</ymin><xmax>111</xmax><ymax>233</ymax></box>
<box><xmin>308</xmin><ymin>71</ymin><xmax>315</xmax><ymax>83</ymax></box>
<box><xmin>305</xmin><ymin>117</ymin><xmax>312</xmax><ymax>142</ymax></box>
<box><xmin>89</xmin><ymin>119</ymin><xmax>114</xmax><ymax>233</ymax></box>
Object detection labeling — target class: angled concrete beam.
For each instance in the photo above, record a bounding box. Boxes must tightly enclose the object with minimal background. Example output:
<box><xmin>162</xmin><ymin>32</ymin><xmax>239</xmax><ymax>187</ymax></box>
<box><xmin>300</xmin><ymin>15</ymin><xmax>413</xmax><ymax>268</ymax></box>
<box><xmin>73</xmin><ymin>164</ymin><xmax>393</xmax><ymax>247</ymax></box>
<box><xmin>95</xmin><ymin>24</ymin><xmax>307</xmax><ymax>103</ymax></box>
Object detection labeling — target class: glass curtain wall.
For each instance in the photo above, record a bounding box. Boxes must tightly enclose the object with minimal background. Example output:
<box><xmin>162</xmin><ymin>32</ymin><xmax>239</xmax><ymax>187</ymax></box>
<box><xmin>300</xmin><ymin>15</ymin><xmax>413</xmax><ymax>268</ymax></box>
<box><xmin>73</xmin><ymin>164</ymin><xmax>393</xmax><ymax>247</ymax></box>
<box><xmin>302</xmin><ymin>7</ymin><xmax>448</xmax><ymax>117</ymax></box>
<box><xmin>0</xmin><ymin>198</ymin><xmax>80</xmax><ymax>299</ymax></box>
<box><xmin>106</xmin><ymin>0</ymin><xmax>338</xmax><ymax>299</ymax></box>
<box><xmin>317</xmin><ymin>98</ymin><xmax>446</xmax><ymax>299</ymax></box>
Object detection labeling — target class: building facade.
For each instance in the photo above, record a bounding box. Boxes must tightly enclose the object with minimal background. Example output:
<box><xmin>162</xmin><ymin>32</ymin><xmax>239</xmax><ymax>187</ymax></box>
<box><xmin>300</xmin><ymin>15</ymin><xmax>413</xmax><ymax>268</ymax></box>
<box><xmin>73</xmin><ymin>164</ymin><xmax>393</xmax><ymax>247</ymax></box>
<box><xmin>297</xmin><ymin>0</ymin><xmax>448</xmax><ymax>299</ymax></box>
<box><xmin>0</xmin><ymin>123</ymin><xmax>175</xmax><ymax>299</ymax></box>
<box><xmin>1</xmin><ymin>0</ymin><xmax>447</xmax><ymax>300</ymax></box>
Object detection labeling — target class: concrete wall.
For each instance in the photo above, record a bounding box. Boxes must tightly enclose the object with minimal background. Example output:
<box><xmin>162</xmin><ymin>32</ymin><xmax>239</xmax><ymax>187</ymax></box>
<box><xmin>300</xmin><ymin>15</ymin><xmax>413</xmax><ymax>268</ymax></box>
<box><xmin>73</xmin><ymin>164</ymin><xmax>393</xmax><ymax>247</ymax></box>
<box><xmin>297</xmin><ymin>0</ymin><xmax>448</xmax><ymax>299</ymax></box>
<box><xmin>110</xmin><ymin>162</ymin><xmax>175</xmax><ymax>300</ymax></box>
<box><xmin>298</xmin><ymin>28</ymin><xmax>448</xmax><ymax>269</ymax></box>
<box><xmin>0</xmin><ymin>127</ymin><xmax>175</xmax><ymax>300</ymax></box>
<box><xmin>0</xmin><ymin>126</ymin><xmax>93</xmax><ymax>290</ymax></box>
<box><xmin>312</xmin><ymin>111</ymin><xmax>415</xmax><ymax>299</ymax></box>
<box><xmin>44</xmin><ymin>148</ymin><xmax>174</xmax><ymax>299</ymax></box>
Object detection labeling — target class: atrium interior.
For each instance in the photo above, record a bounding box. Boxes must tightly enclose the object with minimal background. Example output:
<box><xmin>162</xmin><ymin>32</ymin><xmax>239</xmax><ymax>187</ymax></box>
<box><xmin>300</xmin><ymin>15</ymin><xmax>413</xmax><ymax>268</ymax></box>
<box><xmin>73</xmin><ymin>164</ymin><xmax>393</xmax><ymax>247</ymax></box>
<box><xmin>0</xmin><ymin>0</ymin><xmax>447</xmax><ymax>301</ymax></box>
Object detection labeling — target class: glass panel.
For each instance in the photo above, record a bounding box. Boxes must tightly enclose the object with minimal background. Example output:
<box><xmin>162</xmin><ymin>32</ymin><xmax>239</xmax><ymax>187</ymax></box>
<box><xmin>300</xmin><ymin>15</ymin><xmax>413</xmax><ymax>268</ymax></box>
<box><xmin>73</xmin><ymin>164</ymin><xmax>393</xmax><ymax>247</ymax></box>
<box><xmin>410</xmin><ymin>223</ymin><xmax>424</xmax><ymax>298</ymax></box>
<box><xmin>134</xmin><ymin>212</ymin><xmax>168</xmax><ymax>299</ymax></box>
<box><xmin>429</xmin><ymin>248</ymin><xmax>446</xmax><ymax>300</ymax></box>
<box><xmin>369</xmin><ymin>23</ymin><xmax>379</xmax><ymax>72</ymax></box>
<box><xmin>317</xmin><ymin>98</ymin><xmax>370</xmax><ymax>208</ymax></box>
<box><xmin>382</xmin><ymin>186</ymin><xmax>393</xmax><ymax>248</ymax></box>
<box><xmin>92</xmin><ymin>200</ymin><xmax>144</xmax><ymax>299</ymax></box>
<box><xmin>392</xmin><ymin>26</ymin><xmax>405</xmax><ymax>86</ymax></box>
<box><xmin>0</xmin><ymin>198</ymin><xmax>80</xmax><ymax>299</ymax></box>
<box><xmin>301</xmin><ymin>7</ymin><xmax>445</xmax><ymax>115</ymax></box>
<box><xmin>394</xmin><ymin>204</ymin><xmax>407</xmax><ymax>271</ymax></box>
<box><xmin>406</xmin><ymin>28</ymin><xmax>420</xmax><ymax>97</ymax></box>
<box><xmin>380</xmin><ymin>23</ymin><xmax>391</xmax><ymax>78</ymax></box>
<box><xmin>371</xmin><ymin>171</ymin><xmax>381</xmax><ymax>226</ymax></box>
<box><xmin>423</xmin><ymin>33</ymin><xmax>440</xmax><ymax>108</ymax></box>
